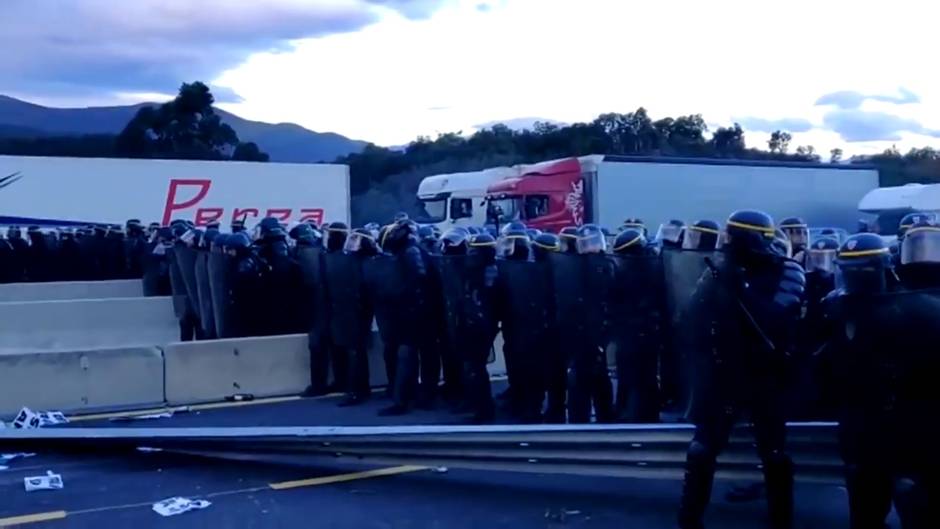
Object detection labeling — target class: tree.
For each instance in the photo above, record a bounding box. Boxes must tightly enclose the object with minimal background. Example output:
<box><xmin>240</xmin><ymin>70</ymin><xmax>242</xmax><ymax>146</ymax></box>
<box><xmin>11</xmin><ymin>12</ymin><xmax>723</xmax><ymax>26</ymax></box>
<box><xmin>711</xmin><ymin>124</ymin><xmax>746</xmax><ymax>156</ymax></box>
<box><xmin>829</xmin><ymin>148</ymin><xmax>843</xmax><ymax>163</ymax></box>
<box><xmin>795</xmin><ymin>145</ymin><xmax>820</xmax><ymax>162</ymax></box>
<box><xmin>115</xmin><ymin>81</ymin><xmax>268</xmax><ymax>162</ymax></box>
<box><xmin>767</xmin><ymin>130</ymin><xmax>792</xmax><ymax>154</ymax></box>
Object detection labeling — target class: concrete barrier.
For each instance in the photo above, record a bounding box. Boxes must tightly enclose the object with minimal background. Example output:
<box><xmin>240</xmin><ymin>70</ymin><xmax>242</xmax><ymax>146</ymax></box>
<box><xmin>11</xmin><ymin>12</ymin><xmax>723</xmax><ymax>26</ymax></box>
<box><xmin>0</xmin><ymin>279</ymin><xmax>143</xmax><ymax>302</ymax></box>
<box><xmin>164</xmin><ymin>334</ymin><xmax>311</xmax><ymax>404</ymax></box>
<box><xmin>0</xmin><ymin>296</ymin><xmax>177</xmax><ymax>352</ymax></box>
<box><xmin>0</xmin><ymin>346</ymin><xmax>165</xmax><ymax>417</ymax></box>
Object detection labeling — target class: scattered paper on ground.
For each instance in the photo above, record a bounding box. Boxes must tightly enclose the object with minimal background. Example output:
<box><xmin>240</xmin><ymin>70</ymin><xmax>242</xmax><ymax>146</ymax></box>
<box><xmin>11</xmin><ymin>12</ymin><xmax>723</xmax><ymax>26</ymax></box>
<box><xmin>24</xmin><ymin>471</ymin><xmax>63</xmax><ymax>491</ymax></box>
<box><xmin>152</xmin><ymin>497</ymin><xmax>211</xmax><ymax>517</ymax></box>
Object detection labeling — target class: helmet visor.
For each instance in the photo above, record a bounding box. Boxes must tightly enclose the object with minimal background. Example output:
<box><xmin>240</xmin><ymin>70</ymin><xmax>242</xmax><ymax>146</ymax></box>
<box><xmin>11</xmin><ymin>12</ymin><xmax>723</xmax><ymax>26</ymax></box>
<box><xmin>576</xmin><ymin>232</ymin><xmax>607</xmax><ymax>254</ymax></box>
<box><xmin>901</xmin><ymin>226</ymin><xmax>940</xmax><ymax>265</ymax></box>
<box><xmin>806</xmin><ymin>248</ymin><xmax>837</xmax><ymax>273</ymax></box>
<box><xmin>682</xmin><ymin>226</ymin><xmax>719</xmax><ymax>250</ymax></box>
<box><xmin>343</xmin><ymin>232</ymin><xmax>374</xmax><ymax>253</ymax></box>
<box><xmin>656</xmin><ymin>224</ymin><xmax>684</xmax><ymax>245</ymax></box>
<box><xmin>496</xmin><ymin>235</ymin><xmax>527</xmax><ymax>258</ymax></box>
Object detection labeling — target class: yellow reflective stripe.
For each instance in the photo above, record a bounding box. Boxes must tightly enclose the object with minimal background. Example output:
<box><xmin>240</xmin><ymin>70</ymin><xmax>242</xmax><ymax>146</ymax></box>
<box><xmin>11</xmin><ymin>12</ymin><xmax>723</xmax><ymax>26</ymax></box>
<box><xmin>532</xmin><ymin>241</ymin><xmax>559</xmax><ymax>251</ymax></box>
<box><xmin>906</xmin><ymin>226</ymin><xmax>940</xmax><ymax>235</ymax></box>
<box><xmin>726</xmin><ymin>219</ymin><xmax>775</xmax><ymax>234</ymax></box>
<box><xmin>470</xmin><ymin>240</ymin><xmax>496</xmax><ymax>247</ymax></box>
<box><xmin>559</xmin><ymin>232</ymin><xmax>579</xmax><ymax>239</ymax></box>
<box><xmin>501</xmin><ymin>235</ymin><xmax>529</xmax><ymax>240</ymax></box>
<box><xmin>622</xmin><ymin>222</ymin><xmax>644</xmax><ymax>228</ymax></box>
<box><xmin>613</xmin><ymin>235</ymin><xmax>642</xmax><ymax>251</ymax></box>
<box><xmin>689</xmin><ymin>225</ymin><xmax>720</xmax><ymax>235</ymax></box>
<box><xmin>839</xmin><ymin>247</ymin><xmax>889</xmax><ymax>257</ymax></box>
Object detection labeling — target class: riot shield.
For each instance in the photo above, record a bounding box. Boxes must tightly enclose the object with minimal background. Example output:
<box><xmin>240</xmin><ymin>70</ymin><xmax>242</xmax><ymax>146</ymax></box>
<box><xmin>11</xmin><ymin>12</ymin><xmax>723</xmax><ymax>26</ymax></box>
<box><xmin>208</xmin><ymin>249</ymin><xmax>234</xmax><ymax>338</ymax></box>
<box><xmin>295</xmin><ymin>246</ymin><xmax>325</xmax><ymax>331</ymax></box>
<box><xmin>175</xmin><ymin>245</ymin><xmax>201</xmax><ymax>322</ymax></box>
<box><xmin>548</xmin><ymin>252</ymin><xmax>583</xmax><ymax>331</ymax></box>
<box><xmin>496</xmin><ymin>259</ymin><xmax>552</xmax><ymax>346</ymax></box>
<box><xmin>323</xmin><ymin>251</ymin><xmax>369</xmax><ymax>349</ymax></box>
<box><xmin>362</xmin><ymin>254</ymin><xmax>406</xmax><ymax>346</ymax></box>
<box><xmin>661</xmin><ymin>248</ymin><xmax>719</xmax><ymax>415</ymax></box>
<box><xmin>167</xmin><ymin>247</ymin><xmax>191</xmax><ymax>320</ymax></box>
<box><xmin>194</xmin><ymin>251</ymin><xmax>215</xmax><ymax>339</ymax></box>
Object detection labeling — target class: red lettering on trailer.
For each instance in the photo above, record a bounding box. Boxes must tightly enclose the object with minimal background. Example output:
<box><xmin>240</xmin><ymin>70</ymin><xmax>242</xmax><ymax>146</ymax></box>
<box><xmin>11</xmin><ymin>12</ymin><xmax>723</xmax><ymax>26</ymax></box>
<box><xmin>299</xmin><ymin>208</ymin><xmax>324</xmax><ymax>225</ymax></box>
<box><xmin>162</xmin><ymin>179</ymin><xmax>211</xmax><ymax>225</ymax></box>
<box><xmin>232</xmin><ymin>208</ymin><xmax>259</xmax><ymax>223</ymax></box>
<box><xmin>265</xmin><ymin>208</ymin><xmax>292</xmax><ymax>222</ymax></box>
<box><xmin>195</xmin><ymin>208</ymin><xmax>223</xmax><ymax>226</ymax></box>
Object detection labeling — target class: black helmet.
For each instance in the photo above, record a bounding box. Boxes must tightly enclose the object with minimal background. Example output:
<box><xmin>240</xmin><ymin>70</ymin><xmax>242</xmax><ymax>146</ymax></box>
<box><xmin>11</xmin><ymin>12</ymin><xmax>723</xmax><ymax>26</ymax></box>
<box><xmin>532</xmin><ymin>232</ymin><xmax>560</xmax><ymax>262</ymax></box>
<box><xmin>441</xmin><ymin>228</ymin><xmax>469</xmax><ymax>255</ymax></box>
<box><xmin>898</xmin><ymin>212</ymin><xmax>937</xmax><ymax>239</ymax></box>
<box><xmin>901</xmin><ymin>221</ymin><xmax>940</xmax><ymax>266</ymax></box>
<box><xmin>125</xmin><ymin>219</ymin><xmax>144</xmax><ymax>235</ymax></box>
<box><xmin>212</xmin><ymin>233</ymin><xmax>230</xmax><ymax>250</ymax></box>
<box><xmin>466</xmin><ymin>226</ymin><xmax>482</xmax><ymax>236</ymax></box>
<box><xmin>417</xmin><ymin>225</ymin><xmax>437</xmax><ymax>243</ymax></box>
<box><xmin>500</xmin><ymin>220</ymin><xmax>527</xmax><ymax>237</ymax></box>
<box><xmin>344</xmin><ymin>227</ymin><xmax>379</xmax><ymax>256</ymax></box>
<box><xmin>225</xmin><ymin>232</ymin><xmax>253</xmax><ymax>254</ymax></box>
<box><xmin>681</xmin><ymin>220</ymin><xmax>720</xmax><ymax>251</ymax></box>
<box><xmin>289</xmin><ymin>222</ymin><xmax>320</xmax><ymax>246</ymax></box>
<box><xmin>468</xmin><ymin>232</ymin><xmax>497</xmax><ymax>262</ymax></box>
<box><xmin>325</xmin><ymin>221</ymin><xmax>349</xmax><ymax>252</ymax></box>
<box><xmin>612</xmin><ymin>228</ymin><xmax>647</xmax><ymax>254</ymax></box>
<box><xmin>837</xmin><ymin>233</ymin><xmax>890</xmax><ymax>294</ymax></box>
<box><xmin>496</xmin><ymin>228</ymin><xmax>531</xmax><ymax>260</ymax></box>
<box><xmin>393</xmin><ymin>211</ymin><xmax>410</xmax><ymax>222</ymax></box>
<box><xmin>779</xmin><ymin>217</ymin><xmax>809</xmax><ymax>251</ymax></box>
<box><xmin>576</xmin><ymin>223</ymin><xmax>607</xmax><ymax>254</ymax></box>
<box><xmin>262</xmin><ymin>226</ymin><xmax>287</xmax><ymax>245</ymax></box>
<box><xmin>656</xmin><ymin>219</ymin><xmax>685</xmax><ymax>248</ymax></box>
<box><xmin>805</xmin><ymin>237</ymin><xmax>839</xmax><ymax>273</ymax></box>
<box><xmin>525</xmin><ymin>228</ymin><xmax>542</xmax><ymax>240</ymax></box>
<box><xmin>771</xmin><ymin>228</ymin><xmax>792</xmax><ymax>258</ymax></box>
<box><xmin>723</xmin><ymin>210</ymin><xmax>775</xmax><ymax>256</ymax></box>
<box><xmin>621</xmin><ymin>218</ymin><xmax>646</xmax><ymax>233</ymax></box>
<box><xmin>382</xmin><ymin>219</ymin><xmax>418</xmax><ymax>255</ymax></box>
<box><xmin>558</xmin><ymin>226</ymin><xmax>580</xmax><ymax>254</ymax></box>
<box><xmin>201</xmin><ymin>227</ymin><xmax>220</xmax><ymax>250</ymax></box>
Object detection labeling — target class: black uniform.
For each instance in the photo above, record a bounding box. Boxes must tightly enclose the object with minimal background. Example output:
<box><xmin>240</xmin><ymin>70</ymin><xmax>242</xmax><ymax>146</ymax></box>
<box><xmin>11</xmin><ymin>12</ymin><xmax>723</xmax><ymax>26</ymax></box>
<box><xmin>292</xmin><ymin>225</ymin><xmax>331</xmax><ymax>397</ymax></box>
<box><xmin>609</xmin><ymin>229</ymin><xmax>663</xmax><ymax>422</ymax></box>
<box><xmin>5</xmin><ymin>228</ymin><xmax>28</xmax><ymax>282</ymax></box>
<box><xmin>228</xmin><ymin>233</ymin><xmax>264</xmax><ymax>338</ymax></box>
<box><xmin>532</xmin><ymin>232</ymin><xmax>565</xmax><ymax>422</ymax></box>
<box><xmin>678</xmin><ymin>210</ymin><xmax>804</xmax><ymax>529</ymax></box>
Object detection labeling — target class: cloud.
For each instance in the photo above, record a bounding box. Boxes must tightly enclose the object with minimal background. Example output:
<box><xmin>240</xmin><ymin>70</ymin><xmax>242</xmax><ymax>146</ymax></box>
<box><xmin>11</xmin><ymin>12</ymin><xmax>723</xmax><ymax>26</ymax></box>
<box><xmin>815</xmin><ymin>88</ymin><xmax>920</xmax><ymax>109</ymax></box>
<box><xmin>0</xmin><ymin>0</ymin><xmax>448</xmax><ymax>100</ymax></box>
<box><xmin>735</xmin><ymin>117</ymin><xmax>813</xmax><ymax>133</ymax></box>
<box><xmin>822</xmin><ymin>109</ymin><xmax>940</xmax><ymax>142</ymax></box>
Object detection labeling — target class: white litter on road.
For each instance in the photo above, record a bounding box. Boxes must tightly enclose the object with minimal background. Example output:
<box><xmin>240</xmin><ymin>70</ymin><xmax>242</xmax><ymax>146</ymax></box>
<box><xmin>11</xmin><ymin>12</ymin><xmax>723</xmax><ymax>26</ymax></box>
<box><xmin>431</xmin><ymin>466</ymin><xmax>449</xmax><ymax>474</ymax></box>
<box><xmin>152</xmin><ymin>497</ymin><xmax>211</xmax><ymax>517</ymax></box>
<box><xmin>12</xmin><ymin>408</ymin><xmax>68</xmax><ymax>428</ymax></box>
<box><xmin>23</xmin><ymin>471</ymin><xmax>63</xmax><ymax>491</ymax></box>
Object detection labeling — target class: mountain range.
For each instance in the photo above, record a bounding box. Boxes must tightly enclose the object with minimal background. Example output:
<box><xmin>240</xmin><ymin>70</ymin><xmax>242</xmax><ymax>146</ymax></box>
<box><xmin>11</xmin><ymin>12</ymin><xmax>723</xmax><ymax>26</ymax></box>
<box><xmin>0</xmin><ymin>95</ymin><xmax>366</xmax><ymax>163</ymax></box>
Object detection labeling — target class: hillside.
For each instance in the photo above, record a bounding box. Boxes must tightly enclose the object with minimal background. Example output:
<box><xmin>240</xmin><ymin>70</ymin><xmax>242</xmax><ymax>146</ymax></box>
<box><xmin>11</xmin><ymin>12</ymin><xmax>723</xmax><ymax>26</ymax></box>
<box><xmin>0</xmin><ymin>95</ymin><xmax>365</xmax><ymax>162</ymax></box>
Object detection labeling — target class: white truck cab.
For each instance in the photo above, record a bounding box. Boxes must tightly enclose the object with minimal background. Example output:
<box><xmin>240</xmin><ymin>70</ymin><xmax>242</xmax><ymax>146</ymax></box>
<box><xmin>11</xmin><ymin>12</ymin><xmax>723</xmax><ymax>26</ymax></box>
<box><xmin>415</xmin><ymin>167</ymin><xmax>517</xmax><ymax>231</ymax></box>
<box><xmin>858</xmin><ymin>183</ymin><xmax>940</xmax><ymax>236</ymax></box>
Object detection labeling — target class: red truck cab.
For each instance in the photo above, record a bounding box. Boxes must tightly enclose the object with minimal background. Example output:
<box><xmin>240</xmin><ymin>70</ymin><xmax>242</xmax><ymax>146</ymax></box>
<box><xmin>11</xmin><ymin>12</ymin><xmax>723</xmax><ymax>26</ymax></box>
<box><xmin>485</xmin><ymin>157</ymin><xmax>586</xmax><ymax>233</ymax></box>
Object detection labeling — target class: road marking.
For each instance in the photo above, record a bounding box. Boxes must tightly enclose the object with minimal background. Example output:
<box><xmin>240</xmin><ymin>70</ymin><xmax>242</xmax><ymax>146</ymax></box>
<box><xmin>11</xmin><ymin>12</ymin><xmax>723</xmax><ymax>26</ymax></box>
<box><xmin>0</xmin><ymin>466</ymin><xmax>426</xmax><ymax>525</ymax></box>
<box><xmin>0</xmin><ymin>510</ymin><xmax>67</xmax><ymax>526</ymax></box>
<box><xmin>269</xmin><ymin>465</ymin><xmax>427</xmax><ymax>490</ymax></box>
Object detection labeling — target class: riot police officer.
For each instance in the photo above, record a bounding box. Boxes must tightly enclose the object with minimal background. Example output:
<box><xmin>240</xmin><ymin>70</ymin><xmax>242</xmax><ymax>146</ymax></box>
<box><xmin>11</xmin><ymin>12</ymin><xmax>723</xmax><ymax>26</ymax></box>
<box><xmin>6</xmin><ymin>227</ymin><xmax>28</xmax><ymax>282</ymax></box>
<box><xmin>322</xmin><ymin>221</ymin><xmax>351</xmax><ymax>393</ymax></box>
<box><xmin>555</xmin><ymin>224</ymin><xmax>614</xmax><ymax>424</ymax></box>
<box><xmin>621</xmin><ymin>218</ymin><xmax>647</xmax><ymax>236</ymax></box>
<box><xmin>226</xmin><ymin>232</ymin><xmax>264</xmax><ymax>338</ymax></box>
<box><xmin>678</xmin><ymin>210</ymin><xmax>804</xmax><ymax>529</ymax></box>
<box><xmin>558</xmin><ymin>226</ymin><xmax>579</xmax><ymax>254</ymax></box>
<box><xmin>167</xmin><ymin>222</ymin><xmax>201</xmax><ymax>341</ymax></box>
<box><xmin>779</xmin><ymin>217</ymin><xmax>809</xmax><ymax>262</ymax></box>
<box><xmin>530</xmin><ymin>232</ymin><xmax>565</xmax><ymax>422</ymax></box>
<box><xmin>494</xmin><ymin>227</ymin><xmax>551</xmax><ymax>422</ymax></box>
<box><xmin>25</xmin><ymin>226</ymin><xmax>53</xmax><ymax>282</ymax></box>
<box><xmin>368</xmin><ymin>220</ymin><xmax>429</xmax><ymax>415</ymax></box>
<box><xmin>821</xmin><ymin>233</ymin><xmax>922</xmax><ymax>529</ymax></box>
<box><xmin>898</xmin><ymin>220</ymin><xmax>940</xmax><ymax>290</ymax></box>
<box><xmin>609</xmin><ymin>228</ymin><xmax>662</xmax><ymax>422</ymax></box>
<box><xmin>123</xmin><ymin>219</ymin><xmax>148</xmax><ymax>279</ymax></box>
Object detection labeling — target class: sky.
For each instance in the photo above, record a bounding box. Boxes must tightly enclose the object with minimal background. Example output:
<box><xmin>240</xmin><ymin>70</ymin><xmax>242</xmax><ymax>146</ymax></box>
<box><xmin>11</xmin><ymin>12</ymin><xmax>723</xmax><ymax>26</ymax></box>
<box><xmin>5</xmin><ymin>0</ymin><xmax>940</xmax><ymax>157</ymax></box>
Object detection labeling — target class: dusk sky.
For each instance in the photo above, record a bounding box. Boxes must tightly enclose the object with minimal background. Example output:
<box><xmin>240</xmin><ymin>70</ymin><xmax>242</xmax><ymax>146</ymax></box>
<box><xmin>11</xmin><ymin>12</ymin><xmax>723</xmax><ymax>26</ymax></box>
<box><xmin>4</xmin><ymin>0</ymin><xmax>939</xmax><ymax>156</ymax></box>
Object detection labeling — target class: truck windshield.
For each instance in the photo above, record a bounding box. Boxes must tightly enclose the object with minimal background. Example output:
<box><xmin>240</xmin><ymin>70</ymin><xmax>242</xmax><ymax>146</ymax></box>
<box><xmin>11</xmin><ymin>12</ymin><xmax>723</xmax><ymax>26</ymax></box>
<box><xmin>415</xmin><ymin>198</ymin><xmax>447</xmax><ymax>223</ymax></box>
<box><xmin>487</xmin><ymin>197</ymin><xmax>522</xmax><ymax>223</ymax></box>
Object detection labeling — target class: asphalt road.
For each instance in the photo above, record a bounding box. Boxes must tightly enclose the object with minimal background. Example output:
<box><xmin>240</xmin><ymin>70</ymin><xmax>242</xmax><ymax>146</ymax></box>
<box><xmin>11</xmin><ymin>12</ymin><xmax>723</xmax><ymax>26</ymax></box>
<box><xmin>0</xmin><ymin>387</ymin><xmax>878</xmax><ymax>528</ymax></box>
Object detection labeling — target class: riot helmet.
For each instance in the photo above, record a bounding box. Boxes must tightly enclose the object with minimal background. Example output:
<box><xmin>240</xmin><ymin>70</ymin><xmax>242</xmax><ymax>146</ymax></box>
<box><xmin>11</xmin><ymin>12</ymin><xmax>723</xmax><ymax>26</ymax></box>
<box><xmin>325</xmin><ymin>222</ymin><xmax>349</xmax><ymax>252</ymax></box>
<box><xmin>393</xmin><ymin>211</ymin><xmax>410</xmax><ymax>222</ymax></box>
<box><xmin>500</xmin><ymin>221</ymin><xmax>527</xmax><ymax>237</ymax></box>
<box><xmin>211</xmin><ymin>233</ymin><xmax>229</xmax><ymax>251</ymax></box>
<box><xmin>468</xmin><ymin>233</ymin><xmax>497</xmax><ymax>263</ymax></box>
<box><xmin>681</xmin><ymin>220</ymin><xmax>720</xmax><ymax>251</ymax></box>
<box><xmin>225</xmin><ymin>232</ymin><xmax>254</xmax><ymax>257</ymax></box>
<box><xmin>201</xmin><ymin>227</ymin><xmax>220</xmax><ymax>250</ymax></box>
<box><xmin>532</xmin><ymin>232</ymin><xmax>560</xmax><ymax>262</ymax></box>
<box><xmin>382</xmin><ymin>219</ymin><xmax>419</xmax><ymax>255</ymax></box>
<box><xmin>289</xmin><ymin>222</ymin><xmax>319</xmax><ymax>246</ymax></box>
<box><xmin>612</xmin><ymin>228</ymin><xmax>647</xmax><ymax>255</ymax></box>
<box><xmin>496</xmin><ymin>228</ymin><xmax>531</xmax><ymax>261</ymax></box>
<box><xmin>898</xmin><ymin>212</ymin><xmax>937</xmax><ymax>240</ymax></box>
<box><xmin>805</xmin><ymin>237</ymin><xmax>839</xmax><ymax>274</ymax></box>
<box><xmin>656</xmin><ymin>219</ymin><xmax>685</xmax><ymax>248</ymax></box>
<box><xmin>558</xmin><ymin>226</ymin><xmax>580</xmax><ymax>254</ymax></box>
<box><xmin>466</xmin><ymin>226</ymin><xmax>482</xmax><ymax>236</ymax></box>
<box><xmin>7</xmin><ymin>226</ymin><xmax>21</xmax><ymax>240</ymax></box>
<box><xmin>621</xmin><ymin>218</ymin><xmax>646</xmax><ymax>233</ymax></box>
<box><xmin>525</xmin><ymin>228</ymin><xmax>542</xmax><ymax>240</ymax></box>
<box><xmin>898</xmin><ymin>221</ymin><xmax>940</xmax><ymax>288</ymax></box>
<box><xmin>441</xmin><ymin>228</ymin><xmax>470</xmax><ymax>255</ymax></box>
<box><xmin>125</xmin><ymin>219</ymin><xmax>144</xmax><ymax>236</ymax></box>
<box><xmin>836</xmin><ymin>233</ymin><xmax>890</xmax><ymax>294</ymax></box>
<box><xmin>364</xmin><ymin>222</ymin><xmax>382</xmax><ymax>240</ymax></box>
<box><xmin>722</xmin><ymin>210</ymin><xmax>775</xmax><ymax>257</ymax></box>
<box><xmin>344</xmin><ymin>228</ymin><xmax>379</xmax><ymax>256</ymax></box>
<box><xmin>180</xmin><ymin>227</ymin><xmax>203</xmax><ymax>248</ymax></box>
<box><xmin>771</xmin><ymin>228</ymin><xmax>792</xmax><ymax>258</ymax></box>
<box><xmin>576</xmin><ymin>224</ymin><xmax>607</xmax><ymax>254</ymax></box>
<box><xmin>779</xmin><ymin>217</ymin><xmax>809</xmax><ymax>253</ymax></box>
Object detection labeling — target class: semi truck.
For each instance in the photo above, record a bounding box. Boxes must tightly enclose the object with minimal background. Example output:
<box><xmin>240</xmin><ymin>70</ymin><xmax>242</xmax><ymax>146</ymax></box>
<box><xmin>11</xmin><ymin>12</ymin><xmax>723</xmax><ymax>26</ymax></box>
<box><xmin>414</xmin><ymin>166</ymin><xmax>518</xmax><ymax>232</ymax></box>
<box><xmin>484</xmin><ymin>155</ymin><xmax>880</xmax><ymax>234</ymax></box>
<box><xmin>0</xmin><ymin>155</ymin><xmax>350</xmax><ymax>228</ymax></box>
<box><xmin>857</xmin><ymin>183</ymin><xmax>940</xmax><ymax>236</ymax></box>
